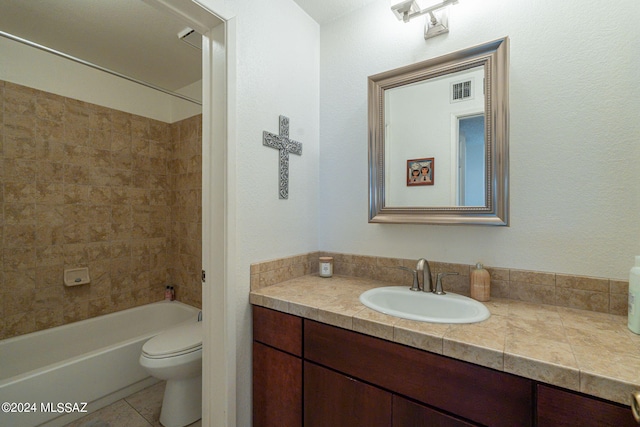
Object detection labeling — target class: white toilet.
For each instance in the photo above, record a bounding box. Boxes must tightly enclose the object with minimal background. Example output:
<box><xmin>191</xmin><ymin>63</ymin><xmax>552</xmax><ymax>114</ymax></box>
<box><xmin>139</xmin><ymin>319</ymin><xmax>202</xmax><ymax>427</ymax></box>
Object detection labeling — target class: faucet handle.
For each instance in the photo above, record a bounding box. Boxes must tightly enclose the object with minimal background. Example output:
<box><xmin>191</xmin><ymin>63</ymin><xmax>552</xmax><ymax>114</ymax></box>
<box><xmin>396</xmin><ymin>266</ymin><xmax>420</xmax><ymax>292</ymax></box>
<box><xmin>435</xmin><ymin>272</ymin><xmax>459</xmax><ymax>295</ymax></box>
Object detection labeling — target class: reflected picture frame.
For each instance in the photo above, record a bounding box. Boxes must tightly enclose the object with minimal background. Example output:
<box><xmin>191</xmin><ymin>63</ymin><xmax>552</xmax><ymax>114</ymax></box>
<box><xmin>407</xmin><ymin>158</ymin><xmax>434</xmax><ymax>186</ymax></box>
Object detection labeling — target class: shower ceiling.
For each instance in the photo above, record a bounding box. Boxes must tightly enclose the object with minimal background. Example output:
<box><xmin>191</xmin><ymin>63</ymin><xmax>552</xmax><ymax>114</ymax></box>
<box><xmin>0</xmin><ymin>0</ymin><xmax>205</xmax><ymax>95</ymax></box>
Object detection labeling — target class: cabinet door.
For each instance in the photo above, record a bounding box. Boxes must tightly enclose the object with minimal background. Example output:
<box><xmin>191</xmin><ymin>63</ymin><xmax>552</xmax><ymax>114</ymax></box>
<box><xmin>537</xmin><ymin>384</ymin><xmax>636</xmax><ymax>427</ymax></box>
<box><xmin>253</xmin><ymin>342</ymin><xmax>302</xmax><ymax>427</ymax></box>
<box><xmin>304</xmin><ymin>361</ymin><xmax>392</xmax><ymax>427</ymax></box>
<box><xmin>393</xmin><ymin>396</ymin><xmax>478</xmax><ymax>427</ymax></box>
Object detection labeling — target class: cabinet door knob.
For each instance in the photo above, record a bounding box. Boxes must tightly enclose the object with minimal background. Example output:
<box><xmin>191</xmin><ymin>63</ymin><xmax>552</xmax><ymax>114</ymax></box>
<box><xmin>631</xmin><ymin>391</ymin><xmax>640</xmax><ymax>423</ymax></box>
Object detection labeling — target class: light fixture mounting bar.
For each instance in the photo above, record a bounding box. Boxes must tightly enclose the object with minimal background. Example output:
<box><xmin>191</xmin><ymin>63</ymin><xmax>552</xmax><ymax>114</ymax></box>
<box><xmin>391</xmin><ymin>0</ymin><xmax>458</xmax><ymax>23</ymax></box>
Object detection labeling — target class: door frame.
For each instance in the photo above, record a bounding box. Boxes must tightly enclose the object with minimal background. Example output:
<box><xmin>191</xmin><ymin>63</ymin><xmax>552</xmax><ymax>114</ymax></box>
<box><xmin>144</xmin><ymin>1</ymin><xmax>236</xmax><ymax>425</ymax></box>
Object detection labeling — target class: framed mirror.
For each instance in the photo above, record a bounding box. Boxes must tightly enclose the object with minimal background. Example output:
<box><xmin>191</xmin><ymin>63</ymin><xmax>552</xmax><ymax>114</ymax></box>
<box><xmin>368</xmin><ymin>37</ymin><xmax>509</xmax><ymax>225</ymax></box>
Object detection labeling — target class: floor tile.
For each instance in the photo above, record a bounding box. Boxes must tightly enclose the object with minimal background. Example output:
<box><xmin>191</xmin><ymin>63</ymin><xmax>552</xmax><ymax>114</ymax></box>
<box><xmin>65</xmin><ymin>381</ymin><xmax>203</xmax><ymax>427</ymax></box>
<box><xmin>64</xmin><ymin>399</ymin><xmax>151</xmax><ymax>427</ymax></box>
<box><xmin>124</xmin><ymin>381</ymin><xmax>165</xmax><ymax>425</ymax></box>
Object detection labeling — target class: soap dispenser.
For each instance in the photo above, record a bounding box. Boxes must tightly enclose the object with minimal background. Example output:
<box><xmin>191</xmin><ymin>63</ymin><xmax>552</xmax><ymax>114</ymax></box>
<box><xmin>628</xmin><ymin>256</ymin><xmax>640</xmax><ymax>334</ymax></box>
<box><xmin>470</xmin><ymin>263</ymin><xmax>490</xmax><ymax>302</ymax></box>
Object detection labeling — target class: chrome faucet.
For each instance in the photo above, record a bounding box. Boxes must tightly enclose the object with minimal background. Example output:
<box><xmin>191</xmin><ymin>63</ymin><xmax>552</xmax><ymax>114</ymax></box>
<box><xmin>416</xmin><ymin>258</ymin><xmax>433</xmax><ymax>293</ymax></box>
<box><xmin>197</xmin><ymin>311</ymin><xmax>203</xmax><ymax>322</ymax></box>
<box><xmin>399</xmin><ymin>259</ymin><xmax>457</xmax><ymax>295</ymax></box>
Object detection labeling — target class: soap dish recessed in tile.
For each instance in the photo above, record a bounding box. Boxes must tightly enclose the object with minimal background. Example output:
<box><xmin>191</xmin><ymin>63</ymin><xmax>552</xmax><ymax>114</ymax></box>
<box><xmin>64</xmin><ymin>267</ymin><xmax>91</xmax><ymax>286</ymax></box>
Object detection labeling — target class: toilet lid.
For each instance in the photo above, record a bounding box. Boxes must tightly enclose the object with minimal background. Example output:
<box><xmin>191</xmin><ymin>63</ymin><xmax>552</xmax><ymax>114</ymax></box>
<box><xmin>142</xmin><ymin>320</ymin><xmax>202</xmax><ymax>358</ymax></box>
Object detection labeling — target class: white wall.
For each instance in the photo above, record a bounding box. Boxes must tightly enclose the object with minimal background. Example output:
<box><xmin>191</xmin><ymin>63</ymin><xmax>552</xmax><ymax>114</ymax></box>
<box><xmin>0</xmin><ymin>36</ymin><xmax>198</xmax><ymax>123</ymax></box>
<box><xmin>319</xmin><ymin>0</ymin><xmax>640</xmax><ymax>279</ymax></box>
<box><xmin>207</xmin><ymin>1</ymin><xmax>320</xmax><ymax>425</ymax></box>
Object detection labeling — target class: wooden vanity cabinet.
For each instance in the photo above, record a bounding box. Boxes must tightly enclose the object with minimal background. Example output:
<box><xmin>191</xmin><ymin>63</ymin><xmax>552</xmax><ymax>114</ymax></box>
<box><xmin>536</xmin><ymin>384</ymin><xmax>636</xmax><ymax>427</ymax></box>
<box><xmin>253</xmin><ymin>306</ymin><xmax>302</xmax><ymax>427</ymax></box>
<box><xmin>252</xmin><ymin>306</ymin><xmax>636</xmax><ymax>427</ymax></box>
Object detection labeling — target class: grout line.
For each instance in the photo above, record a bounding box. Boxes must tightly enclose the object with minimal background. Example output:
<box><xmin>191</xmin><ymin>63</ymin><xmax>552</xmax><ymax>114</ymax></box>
<box><xmin>121</xmin><ymin>398</ymin><xmax>154</xmax><ymax>427</ymax></box>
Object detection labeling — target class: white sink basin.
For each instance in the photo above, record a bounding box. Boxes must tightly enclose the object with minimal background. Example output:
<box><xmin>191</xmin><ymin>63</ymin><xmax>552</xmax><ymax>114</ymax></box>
<box><xmin>359</xmin><ymin>286</ymin><xmax>490</xmax><ymax>324</ymax></box>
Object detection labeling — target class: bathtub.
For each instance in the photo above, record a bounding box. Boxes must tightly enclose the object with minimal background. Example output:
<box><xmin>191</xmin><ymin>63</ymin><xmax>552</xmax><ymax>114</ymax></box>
<box><xmin>0</xmin><ymin>300</ymin><xmax>199</xmax><ymax>427</ymax></box>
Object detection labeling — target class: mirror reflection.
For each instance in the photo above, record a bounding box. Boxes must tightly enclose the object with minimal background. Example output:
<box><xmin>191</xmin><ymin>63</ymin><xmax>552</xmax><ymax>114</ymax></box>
<box><xmin>384</xmin><ymin>66</ymin><xmax>486</xmax><ymax>207</ymax></box>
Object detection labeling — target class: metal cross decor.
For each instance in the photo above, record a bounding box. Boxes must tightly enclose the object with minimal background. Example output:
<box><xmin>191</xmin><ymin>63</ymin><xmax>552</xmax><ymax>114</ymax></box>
<box><xmin>262</xmin><ymin>115</ymin><xmax>303</xmax><ymax>199</ymax></box>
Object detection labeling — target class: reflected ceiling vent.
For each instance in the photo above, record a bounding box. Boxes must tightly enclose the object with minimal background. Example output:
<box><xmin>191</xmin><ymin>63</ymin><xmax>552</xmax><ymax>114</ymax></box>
<box><xmin>178</xmin><ymin>27</ymin><xmax>201</xmax><ymax>50</ymax></box>
<box><xmin>451</xmin><ymin>79</ymin><xmax>473</xmax><ymax>103</ymax></box>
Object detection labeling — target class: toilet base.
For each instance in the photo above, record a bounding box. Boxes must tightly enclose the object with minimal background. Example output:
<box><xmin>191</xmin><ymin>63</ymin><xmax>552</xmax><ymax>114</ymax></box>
<box><xmin>159</xmin><ymin>375</ymin><xmax>202</xmax><ymax>427</ymax></box>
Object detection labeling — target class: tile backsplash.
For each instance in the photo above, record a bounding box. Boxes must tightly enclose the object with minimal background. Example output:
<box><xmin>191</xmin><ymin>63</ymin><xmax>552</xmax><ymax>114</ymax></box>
<box><xmin>0</xmin><ymin>81</ymin><xmax>202</xmax><ymax>340</ymax></box>
<box><xmin>250</xmin><ymin>252</ymin><xmax>628</xmax><ymax>316</ymax></box>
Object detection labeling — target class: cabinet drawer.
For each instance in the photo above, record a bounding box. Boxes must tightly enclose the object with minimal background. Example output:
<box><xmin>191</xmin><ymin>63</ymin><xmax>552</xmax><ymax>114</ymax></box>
<box><xmin>537</xmin><ymin>384</ymin><xmax>636</xmax><ymax>427</ymax></box>
<box><xmin>304</xmin><ymin>320</ymin><xmax>533</xmax><ymax>427</ymax></box>
<box><xmin>253</xmin><ymin>306</ymin><xmax>302</xmax><ymax>356</ymax></box>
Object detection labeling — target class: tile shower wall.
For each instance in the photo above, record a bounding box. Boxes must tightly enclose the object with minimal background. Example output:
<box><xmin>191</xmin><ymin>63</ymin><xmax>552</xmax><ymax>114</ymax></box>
<box><xmin>250</xmin><ymin>252</ymin><xmax>628</xmax><ymax>316</ymax></box>
<box><xmin>168</xmin><ymin>115</ymin><xmax>202</xmax><ymax>308</ymax></box>
<box><xmin>0</xmin><ymin>81</ymin><xmax>202</xmax><ymax>340</ymax></box>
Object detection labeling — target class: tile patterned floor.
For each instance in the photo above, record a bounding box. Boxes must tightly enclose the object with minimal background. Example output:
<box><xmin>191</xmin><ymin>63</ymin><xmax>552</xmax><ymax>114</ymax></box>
<box><xmin>64</xmin><ymin>382</ymin><xmax>202</xmax><ymax>427</ymax></box>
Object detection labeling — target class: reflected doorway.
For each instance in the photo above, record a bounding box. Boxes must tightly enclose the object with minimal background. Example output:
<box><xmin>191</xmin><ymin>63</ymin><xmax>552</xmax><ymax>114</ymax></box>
<box><xmin>457</xmin><ymin>114</ymin><xmax>485</xmax><ymax>206</ymax></box>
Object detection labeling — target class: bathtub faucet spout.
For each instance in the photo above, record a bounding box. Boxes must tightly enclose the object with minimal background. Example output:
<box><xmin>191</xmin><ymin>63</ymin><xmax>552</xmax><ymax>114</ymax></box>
<box><xmin>197</xmin><ymin>311</ymin><xmax>202</xmax><ymax>322</ymax></box>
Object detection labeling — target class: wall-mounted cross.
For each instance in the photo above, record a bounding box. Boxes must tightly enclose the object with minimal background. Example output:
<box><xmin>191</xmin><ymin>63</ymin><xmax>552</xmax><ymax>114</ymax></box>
<box><xmin>263</xmin><ymin>115</ymin><xmax>303</xmax><ymax>199</ymax></box>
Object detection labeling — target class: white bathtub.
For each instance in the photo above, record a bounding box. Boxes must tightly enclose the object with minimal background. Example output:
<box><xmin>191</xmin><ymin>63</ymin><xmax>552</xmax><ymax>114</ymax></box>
<box><xmin>0</xmin><ymin>300</ymin><xmax>199</xmax><ymax>427</ymax></box>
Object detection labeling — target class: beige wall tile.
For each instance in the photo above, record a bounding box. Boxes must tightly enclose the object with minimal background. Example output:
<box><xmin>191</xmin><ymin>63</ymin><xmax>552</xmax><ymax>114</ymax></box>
<box><xmin>610</xmin><ymin>293</ymin><xmax>627</xmax><ymax>316</ymax></box>
<box><xmin>4</xmin><ymin>83</ymin><xmax>37</xmax><ymax>114</ymax></box>
<box><xmin>510</xmin><ymin>269</ymin><xmax>555</xmax><ymax>286</ymax></box>
<box><xmin>35</xmin><ymin>306</ymin><xmax>64</xmax><ymax>330</ymax></box>
<box><xmin>34</xmin><ymin>96</ymin><xmax>64</xmax><ymax>122</ymax></box>
<box><xmin>4</xmin><ymin>312</ymin><xmax>37</xmax><ymax>338</ymax></box>
<box><xmin>4</xmin><ymin>159</ymin><xmax>37</xmax><ymax>182</ymax></box>
<box><xmin>0</xmin><ymin>81</ymin><xmax>201</xmax><ymax>339</ymax></box>
<box><xmin>4</xmin><ymin>247</ymin><xmax>36</xmax><ymax>270</ymax></box>
<box><xmin>610</xmin><ymin>279</ymin><xmax>628</xmax><ymax>295</ymax></box>
<box><xmin>490</xmin><ymin>279</ymin><xmax>510</xmax><ymax>298</ymax></box>
<box><xmin>4</xmin><ymin>203</ymin><xmax>36</xmax><ymax>226</ymax></box>
<box><xmin>35</xmin><ymin>135</ymin><xmax>65</xmax><ymax>162</ymax></box>
<box><xmin>510</xmin><ymin>282</ymin><xmax>556</xmax><ymax>305</ymax></box>
<box><xmin>487</xmin><ymin>266</ymin><xmax>509</xmax><ymax>281</ymax></box>
<box><xmin>5</xmin><ymin>184</ymin><xmax>36</xmax><ymax>204</ymax></box>
<box><xmin>4</xmin><ymin>269</ymin><xmax>36</xmax><ymax>291</ymax></box>
<box><xmin>556</xmin><ymin>274</ymin><xmax>609</xmax><ymax>292</ymax></box>
<box><xmin>555</xmin><ymin>288</ymin><xmax>609</xmax><ymax>313</ymax></box>
<box><xmin>252</xmin><ymin>252</ymin><xmax>627</xmax><ymax>317</ymax></box>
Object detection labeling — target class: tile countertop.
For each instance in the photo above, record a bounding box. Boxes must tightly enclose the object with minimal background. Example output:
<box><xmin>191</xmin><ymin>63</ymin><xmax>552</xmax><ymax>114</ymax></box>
<box><xmin>249</xmin><ymin>274</ymin><xmax>640</xmax><ymax>406</ymax></box>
